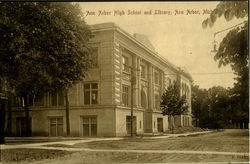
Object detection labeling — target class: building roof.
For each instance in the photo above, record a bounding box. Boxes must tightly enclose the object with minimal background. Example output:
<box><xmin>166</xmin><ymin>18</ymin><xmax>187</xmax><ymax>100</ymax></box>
<box><xmin>133</xmin><ymin>33</ymin><xmax>155</xmax><ymax>51</ymax></box>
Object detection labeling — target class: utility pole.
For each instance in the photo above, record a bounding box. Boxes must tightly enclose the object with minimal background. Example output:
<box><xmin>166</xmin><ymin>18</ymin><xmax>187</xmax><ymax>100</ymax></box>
<box><xmin>130</xmin><ymin>67</ymin><xmax>134</xmax><ymax>137</ymax></box>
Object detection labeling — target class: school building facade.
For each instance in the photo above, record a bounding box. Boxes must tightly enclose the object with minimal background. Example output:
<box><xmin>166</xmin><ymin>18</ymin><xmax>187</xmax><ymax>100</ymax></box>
<box><xmin>9</xmin><ymin>22</ymin><xmax>192</xmax><ymax>137</ymax></box>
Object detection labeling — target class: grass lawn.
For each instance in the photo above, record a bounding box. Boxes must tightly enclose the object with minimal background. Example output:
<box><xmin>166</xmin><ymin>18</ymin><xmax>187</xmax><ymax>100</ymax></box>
<box><xmin>33</xmin><ymin>151</ymin><xmax>250</xmax><ymax>164</ymax></box>
<box><xmin>2</xmin><ymin>149</ymin><xmax>248</xmax><ymax>164</ymax></box>
<box><xmin>0</xmin><ymin>148</ymin><xmax>73</xmax><ymax>163</ymax></box>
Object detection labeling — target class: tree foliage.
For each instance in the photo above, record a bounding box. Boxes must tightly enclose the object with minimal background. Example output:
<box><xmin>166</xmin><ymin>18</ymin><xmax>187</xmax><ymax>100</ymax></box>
<box><xmin>201</xmin><ymin>1</ymin><xmax>249</xmax><ymax>126</ymax></box>
<box><xmin>191</xmin><ymin>84</ymin><xmax>248</xmax><ymax>129</ymax></box>
<box><xmin>202</xmin><ymin>1</ymin><xmax>248</xmax><ymax>28</ymax></box>
<box><xmin>206</xmin><ymin>86</ymin><xmax>231</xmax><ymax>129</ymax></box>
<box><xmin>0</xmin><ymin>2</ymin><xmax>92</xmax><ymax>95</ymax></box>
<box><xmin>0</xmin><ymin>2</ymin><xmax>92</xmax><ymax>136</ymax></box>
<box><xmin>161</xmin><ymin>82</ymin><xmax>188</xmax><ymax>116</ymax></box>
<box><xmin>191</xmin><ymin>85</ymin><xmax>207</xmax><ymax>126</ymax></box>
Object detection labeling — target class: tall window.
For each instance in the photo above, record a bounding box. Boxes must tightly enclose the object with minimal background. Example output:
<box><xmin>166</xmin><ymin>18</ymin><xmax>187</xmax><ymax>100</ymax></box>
<box><xmin>185</xmin><ymin>84</ymin><xmax>188</xmax><ymax>97</ymax></box>
<box><xmin>186</xmin><ymin>87</ymin><xmax>190</xmax><ymax>99</ymax></box>
<box><xmin>154</xmin><ymin>72</ymin><xmax>159</xmax><ymax>84</ymax></box>
<box><xmin>84</xmin><ymin>83</ymin><xmax>98</xmax><ymax>105</ymax></box>
<box><xmin>51</xmin><ymin>90</ymin><xmax>64</xmax><ymax>106</ymax></box>
<box><xmin>50</xmin><ymin>117</ymin><xmax>63</xmax><ymax>136</ymax></box>
<box><xmin>141</xmin><ymin>89</ymin><xmax>147</xmax><ymax>108</ymax></box>
<box><xmin>154</xmin><ymin>94</ymin><xmax>160</xmax><ymax>110</ymax></box>
<box><xmin>122</xmin><ymin>85</ymin><xmax>129</xmax><ymax>106</ymax></box>
<box><xmin>140</xmin><ymin>65</ymin><xmax>146</xmax><ymax>78</ymax></box>
<box><xmin>167</xmin><ymin>78</ymin><xmax>172</xmax><ymax>88</ymax></box>
<box><xmin>122</xmin><ymin>56</ymin><xmax>130</xmax><ymax>73</ymax></box>
<box><xmin>91</xmin><ymin>48</ymin><xmax>98</xmax><ymax>67</ymax></box>
<box><xmin>12</xmin><ymin>97</ymin><xmax>22</xmax><ymax>107</ymax></box>
<box><xmin>182</xmin><ymin>83</ymin><xmax>185</xmax><ymax>96</ymax></box>
<box><xmin>82</xmin><ymin>116</ymin><xmax>97</xmax><ymax>137</ymax></box>
<box><xmin>34</xmin><ymin>95</ymin><xmax>44</xmax><ymax>106</ymax></box>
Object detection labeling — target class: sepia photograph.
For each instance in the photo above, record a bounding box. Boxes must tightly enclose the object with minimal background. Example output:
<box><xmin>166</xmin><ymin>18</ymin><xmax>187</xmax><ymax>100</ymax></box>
<box><xmin>0</xmin><ymin>1</ymin><xmax>249</xmax><ymax>163</ymax></box>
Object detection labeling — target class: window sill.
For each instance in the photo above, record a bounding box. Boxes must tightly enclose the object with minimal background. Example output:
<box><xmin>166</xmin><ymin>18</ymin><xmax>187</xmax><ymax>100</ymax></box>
<box><xmin>154</xmin><ymin>83</ymin><xmax>160</xmax><ymax>87</ymax></box>
<box><xmin>121</xmin><ymin>104</ymin><xmax>129</xmax><ymax>107</ymax></box>
<box><xmin>83</xmin><ymin>104</ymin><xmax>99</xmax><ymax>106</ymax></box>
<box><xmin>141</xmin><ymin>78</ymin><xmax>148</xmax><ymax>82</ymax></box>
<box><xmin>122</xmin><ymin>71</ymin><xmax>131</xmax><ymax>75</ymax></box>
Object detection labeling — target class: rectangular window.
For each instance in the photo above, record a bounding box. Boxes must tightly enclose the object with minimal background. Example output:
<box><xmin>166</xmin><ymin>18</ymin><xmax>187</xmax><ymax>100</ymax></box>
<box><xmin>34</xmin><ymin>96</ymin><xmax>44</xmax><ymax>106</ymax></box>
<box><xmin>28</xmin><ymin>95</ymin><xmax>34</xmax><ymax>106</ymax></box>
<box><xmin>82</xmin><ymin>116</ymin><xmax>97</xmax><ymax>137</ymax></box>
<box><xmin>122</xmin><ymin>85</ymin><xmax>129</xmax><ymax>106</ymax></box>
<box><xmin>140</xmin><ymin>65</ymin><xmax>146</xmax><ymax>78</ymax></box>
<box><xmin>154</xmin><ymin>72</ymin><xmax>159</xmax><ymax>84</ymax></box>
<box><xmin>51</xmin><ymin>90</ymin><xmax>64</xmax><ymax>106</ymax></box>
<box><xmin>185</xmin><ymin>84</ymin><xmax>188</xmax><ymax>97</ymax></box>
<box><xmin>50</xmin><ymin>117</ymin><xmax>63</xmax><ymax>136</ymax></box>
<box><xmin>167</xmin><ymin>78</ymin><xmax>171</xmax><ymax>88</ymax></box>
<box><xmin>122</xmin><ymin>56</ymin><xmax>130</xmax><ymax>73</ymax></box>
<box><xmin>84</xmin><ymin>83</ymin><xmax>98</xmax><ymax>105</ymax></box>
<box><xmin>182</xmin><ymin>83</ymin><xmax>187</xmax><ymax>97</ymax></box>
<box><xmin>154</xmin><ymin>94</ymin><xmax>160</xmax><ymax>110</ymax></box>
<box><xmin>187</xmin><ymin>86</ymin><xmax>189</xmax><ymax>98</ymax></box>
<box><xmin>58</xmin><ymin>90</ymin><xmax>64</xmax><ymax>106</ymax></box>
<box><xmin>12</xmin><ymin>97</ymin><xmax>22</xmax><ymax>107</ymax></box>
<box><xmin>51</xmin><ymin>92</ymin><xmax>57</xmax><ymax>106</ymax></box>
<box><xmin>91</xmin><ymin>48</ymin><xmax>98</xmax><ymax>67</ymax></box>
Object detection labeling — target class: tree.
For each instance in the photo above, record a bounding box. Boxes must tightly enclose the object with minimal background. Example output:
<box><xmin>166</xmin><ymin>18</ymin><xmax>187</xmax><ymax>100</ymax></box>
<box><xmin>191</xmin><ymin>85</ymin><xmax>208</xmax><ymax>127</ymax></box>
<box><xmin>192</xmin><ymin>85</ymin><xmax>233</xmax><ymax>129</ymax></box>
<box><xmin>207</xmin><ymin>86</ymin><xmax>231</xmax><ymax>129</ymax></box>
<box><xmin>202</xmin><ymin>1</ymin><xmax>249</xmax><ymax>128</ymax></box>
<box><xmin>0</xmin><ymin>90</ymin><xmax>8</xmax><ymax>144</ymax></box>
<box><xmin>161</xmin><ymin>81</ymin><xmax>189</xmax><ymax>133</ymax></box>
<box><xmin>0</xmin><ymin>2</ymin><xmax>92</xmax><ymax>137</ymax></box>
<box><xmin>202</xmin><ymin>1</ymin><xmax>248</xmax><ymax>28</ymax></box>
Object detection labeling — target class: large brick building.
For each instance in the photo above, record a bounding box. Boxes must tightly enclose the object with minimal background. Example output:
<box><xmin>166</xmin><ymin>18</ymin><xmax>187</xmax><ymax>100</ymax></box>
<box><xmin>9</xmin><ymin>23</ymin><xmax>192</xmax><ymax>137</ymax></box>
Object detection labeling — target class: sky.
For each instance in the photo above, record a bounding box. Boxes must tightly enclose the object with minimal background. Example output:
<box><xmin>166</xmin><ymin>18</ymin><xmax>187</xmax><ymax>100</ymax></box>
<box><xmin>79</xmin><ymin>2</ymin><xmax>247</xmax><ymax>89</ymax></box>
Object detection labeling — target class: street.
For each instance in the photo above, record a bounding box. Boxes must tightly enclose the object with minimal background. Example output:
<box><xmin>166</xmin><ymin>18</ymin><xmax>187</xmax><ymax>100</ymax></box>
<box><xmin>1</xmin><ymin>129</ymin><xmax>249</xmax><ymax>163</ymax></box>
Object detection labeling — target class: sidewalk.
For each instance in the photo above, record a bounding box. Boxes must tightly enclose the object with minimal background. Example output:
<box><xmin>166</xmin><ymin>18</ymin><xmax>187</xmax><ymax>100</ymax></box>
<box><xmin>142</xmin><ymin>130</ymin><xmax>213</xmax><ymax>139</ymax></box>
<box><xmin>3</xmin><ymin>130</ymin><xmax>213</xmax><ymax>144</ymax></box>
<box><xmin>1</xmin><ymin>130</ymin><xmax>212</xmax><ymax>150</ymax></box>
<box><xmin>1</xmin><ymin>137</ymin><xmax>124</xmax><ymax>149</ymax></box>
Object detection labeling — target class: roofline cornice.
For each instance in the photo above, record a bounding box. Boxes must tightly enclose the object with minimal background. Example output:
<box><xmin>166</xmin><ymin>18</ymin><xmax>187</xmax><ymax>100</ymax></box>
<box><xmin>91</xmin><ymin>23</ymin><xmax>192</xmax><ymax>80</ymax></box>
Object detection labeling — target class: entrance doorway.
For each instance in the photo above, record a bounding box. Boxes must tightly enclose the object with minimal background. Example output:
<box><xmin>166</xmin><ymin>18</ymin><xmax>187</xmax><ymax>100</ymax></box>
<box><xmin>157</xmin><ymin>118</ymin><xmax>163</xmax><ymax>132</ymax></box>
<box><xmin>126</xmin><ymin>116</ymin><xmax>136</xmax><ymax>135</ymax></box>
<box><xmin>16</xmin><ymin>117</ymin><xmax>32</xmax><ymax>136</ymax></box>
<box><xmin>82</xmin><ymin>116</ymin><xmax>97</xmax><ymax>137</ymax></box>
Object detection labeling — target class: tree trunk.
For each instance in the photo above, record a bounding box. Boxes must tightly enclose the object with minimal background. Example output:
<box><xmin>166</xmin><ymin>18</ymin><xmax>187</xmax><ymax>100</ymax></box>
<box><xmin>7</xmin><ymin>98</ymin><xmax>12</xmax><ymax>136</ymax></box>
<box><xmin>65</xmin><ymin>89</ymin><xmax>70</xmax><ymax>136</ymax></box>
<box><xmin>24</xmin><ymin>95</ymin><xmax>31</xmax><ymax>136</ymax></box>
<box><xmin>0</xmin><ymin>99</ymin><xmax>7</xmax><ymax>144</ymax></box>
